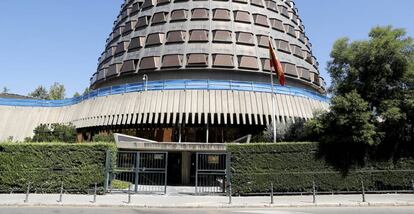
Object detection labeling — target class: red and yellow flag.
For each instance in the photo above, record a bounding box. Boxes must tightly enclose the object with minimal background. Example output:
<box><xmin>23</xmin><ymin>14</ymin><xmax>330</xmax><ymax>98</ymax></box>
<box><xmin>268</xmin><ymin>40</ymin><xmax>286</xmax><ymax>86</ymax></box>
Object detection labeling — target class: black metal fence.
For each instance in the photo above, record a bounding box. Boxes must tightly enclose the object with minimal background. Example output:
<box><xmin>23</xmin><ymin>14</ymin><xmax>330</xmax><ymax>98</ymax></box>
<box><xmin>195</xmin><ymin>152</ymin><xmax>230</xmax><ymax>195</ymax></box>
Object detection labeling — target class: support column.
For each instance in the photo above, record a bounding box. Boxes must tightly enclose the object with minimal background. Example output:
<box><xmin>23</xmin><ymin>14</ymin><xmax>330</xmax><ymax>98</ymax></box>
<box><xmin>181</xmin><ymin>152</ymin><xmax>191</xmax><ymax>185</ymax></box>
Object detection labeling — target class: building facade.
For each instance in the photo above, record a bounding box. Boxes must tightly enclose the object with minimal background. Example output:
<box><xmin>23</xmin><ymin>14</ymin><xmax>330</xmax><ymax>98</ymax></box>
<box><xmin>0</xmin><ymin>0</ymin><xmax>328</xmax><ymax>143</ymax></box>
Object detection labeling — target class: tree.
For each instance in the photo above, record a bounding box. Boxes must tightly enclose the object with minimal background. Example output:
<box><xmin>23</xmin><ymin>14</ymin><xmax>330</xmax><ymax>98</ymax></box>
<box><xmin>49</xmin><ymin>82</ymin><xmax>66</xmax><ymax>100</ymax></box>
<box><xmin>83</xmin><ymin>87</ymin><xmax>91</xmax><ymax>95</ymax></box>
<box><xmin>28</xmin><ymin>86</ymin><xmax>49</xmax><ymax>99</ymax></box>
<box><xmin>31</xmin><ymin>123</ymin><xmax>76</xmax><ymax>143</ymax></box>
<box><xmin>73</xmin><ymin>92</ymin><xmax>81</xmax><ymax>98</ymax></box>
<box><xmin>2</xmin><ymin>87</ymin><xmax>10</xmax><ymax>94</ymax></box>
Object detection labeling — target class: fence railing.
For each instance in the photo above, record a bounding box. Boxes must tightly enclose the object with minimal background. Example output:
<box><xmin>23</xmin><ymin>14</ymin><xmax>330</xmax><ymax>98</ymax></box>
<box><xmin>0</xmin><ymin>79</ymin><xmax>329</xmax><ymax>108</ymax></box>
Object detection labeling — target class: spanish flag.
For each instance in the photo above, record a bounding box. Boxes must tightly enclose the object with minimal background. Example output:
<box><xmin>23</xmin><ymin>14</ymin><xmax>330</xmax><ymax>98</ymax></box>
<box><xmin>269</xmin><ymin>40</ymin><xmax>286</xmax><ymax>86</ymax></box>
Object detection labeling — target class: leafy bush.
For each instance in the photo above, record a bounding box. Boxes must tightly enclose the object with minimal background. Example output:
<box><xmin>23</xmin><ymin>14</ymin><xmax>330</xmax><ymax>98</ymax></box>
<box><xmin>228</xmin><ymin>143</ymin><xmax>414</xmax><ymax>194</ymax></box>
<box><xmin>92</xmin><ymin>132</ymin><xmax>115</xmax><ymax>142</ymax></box>
<box><xmin>0</xmin><ymin>142</ymin><xmax>116</xmax><ymax>193</ymax></box>
<box><xmin>30</xmin><ymin>123</ymin><xmax>77</xmax><ymax>143</ymax></box>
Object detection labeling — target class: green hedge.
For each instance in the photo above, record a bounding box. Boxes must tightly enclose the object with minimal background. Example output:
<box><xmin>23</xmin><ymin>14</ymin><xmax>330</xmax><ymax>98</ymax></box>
<box><xmin>227</xmin><ymin>143</ymin><xmax>414</xmax><ymax>194</ymax></box>
<box><xmin>0</xmin><ymin>142</ymin><xmax>116</xmax><ymax>193</ymax></box>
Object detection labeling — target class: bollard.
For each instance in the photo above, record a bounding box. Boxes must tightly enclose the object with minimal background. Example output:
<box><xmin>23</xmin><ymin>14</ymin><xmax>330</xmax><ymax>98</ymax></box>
<box><xmin>57</xmin><ymin>182</ymin><xmax>64</xmax><ymax>203</ymax></box>
<box><xmin>92</xmin><ymin>183</ymin><xmax>97</xmax><ymax>203</ymax></box>
<box><xmin>228</xmin><ymin>182</ymin><xmax>232</xmax><ymax>205</ymax></box>
<box><xmin>361</xmin><ymin>180</ymin><xmax>366</xmax><ymax>203</ymax></box>
<box><xmin>24</xmin><ymin>182</ymin><xmax>31</xmax><ymax>203</ymax></box>
<box><xmin>127</xmin><ymin>184</ymin><xmax>131</xmax><ymax>204</ymax></box>
<box><xmin>270</xmin><ymin>182</ymin><xmax>274</xmax><ymax>204</ymax></box>
<box><xmin>312</xmin><ymin>181</ymin><xmax>316</xmax><ymax>204</ymax></box>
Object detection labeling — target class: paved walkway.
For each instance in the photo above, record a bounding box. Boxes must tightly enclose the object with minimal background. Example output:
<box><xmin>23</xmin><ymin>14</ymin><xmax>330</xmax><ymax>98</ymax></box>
<box><xmin>1</xmin><ymin>193</ymin><xmax>414</xmax><ymax>208</ymax></box>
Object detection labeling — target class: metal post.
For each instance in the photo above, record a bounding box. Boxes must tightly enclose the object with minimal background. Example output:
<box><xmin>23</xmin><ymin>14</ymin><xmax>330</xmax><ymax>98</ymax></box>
<box><xmin>135</xmin><ymin>152</ymin><xmax>140</xmax><ymax>193</ymax></box>
<box><xmin>228</xmin><ymin>182</ymin><xmax>232</xmax><ymax>205</ymax></box>
<box><xmin>361</xmin><ymin>180</ymin><xmax>366</xmax><ymax>203</ymax></box>
<box><xmin>411</xmin><ymin>179</ymin><xmax>414</xmax><ymax>194</ymax></box>
<box><xmin>58</xmin><ymin>182</ymin><xmax>64</xmax><ymax>203</ymax></box>
<box><xmin>104</xmin><ymin>150</ymin><xmax>111</xmax><ymax>193</ymax></box>
<box><xmin>92</xmin><ymin>183</ymin><xmax>97</xmax><ymax>203</ymax></box>
<box><xmin>127</xmin><ymin>184</ymin><xmax>131</xmax><ymax>204</ymax></box>
<box><xmin>195</xmin><ymin>153</ymin><xmax>199</xmax><ymax>195</ymax></box>
<box><xmin>270</xmin><ymin>182</ymin><xmax>274</xmax><ymax>204</ymax></box>
<box><xmin>164</xmin><ymin>152</ymin><xmax>168</xmax><ymax>195</ymax></box>
<box><xmin>24</xmin><ymin>182</ymin><xmax>30</xmax><ymax>203</ymax></box>
<box><xmin>178</xmin><ymin>124</ymin><xmax>182</xmax><ymax>143</ymax></box>
<box><xmin>312</xmin><ymin>181</ymin><xmax>316</xmax><ymax>204</ymax></box>
<box><xmin>206</xmin><ymin>121</ymin><xmax>209</xmax><ymax>143</ymax></box>
<box><xmin>226</xmin><ymin>152</ymin><xmax>232</xmax><ymax>204</ymax></box>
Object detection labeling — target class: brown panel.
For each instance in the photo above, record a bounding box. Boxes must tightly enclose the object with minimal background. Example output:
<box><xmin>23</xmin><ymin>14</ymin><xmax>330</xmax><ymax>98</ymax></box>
<box><xmin>298</xmin><ymin>31</ymin><xmax>306</xmax><ymax>43</ymax></box>
<box><xmin>187</xmin><ymin>54</ymin><xmax>208</xmax><ymax>67</ymax></box>
<box><xmin>236</xmin><ymin>32</ymin><xmax>254</xmax><ymax>45</ymax></box>
<box><xmin>157</xmin><ymin>0</ymin><xmax>170</xmax><ymax>5</ymax></box>
<box><xmin>313</xmin><ymin>73</ymin><xmax>321</xmax><ymax>86</ymax></box>
<box><xmin>115</xmin><ymin>41</ymin><xmax>129</xmax><ymax>55</ymax></box>
<box><xmin>122</xmin><ymin>20</ymin><xmax>137</xmax><ymax>35</ymax></box>
<box><xmin>171</xmin><ymin>9</ymin><xmax>188</xmax><ymax>21</ymax></box>
<box><xmin>270</xmin><ymin>18</ymin><xmax>285</xmax><ymax>32</ymax></box>
<box><xmin>120</xmin><ymin>60</ymin><xmax>137</xmax><ymax>73</ymax></box>
<box><xmin>146</xmin><ymin>33</ymin><xmax>165</xmax><ymax>46</ymax></box>
<box><xmin>105</xmin><ymin>46</ymin><xmax>116</xmax><ymax>59</ymax></box>
<box><xmin>136</xmin><ymin>16</ymin><xmax>150</xmax><ymax>29</ymax></box>
<box><xmin>107</xmin><ymin>63</ymin><xmax>122</xmax><ymax>77</ymax></box>
<box><xmin>253</xmin><ymin>14</ymin><xmax>269</xmax><ymax>27</ymax></box>
<box><xmin>152</xmin><ymin>12</ymin><xmax>167</xmax><ymax>25</ymax></box>
<box><xmin>275</xmin><ymin>39</ymin><xmax>291</xmax><ymax>53</ymax></box>
<box><xmin>189</xmin><ymin>30</ymin><xmax>209</xmax><ymax>42</ymax></box>
<box><xmin>234</xmin><ymin>11</ymin><xmax>251</xmax><ymax>23</ymax></box>
<box><xmin>282</xmin><ymin>62</ymin><xmax>298</xmax><ymax>77</ymax></box>
<box><xmin>213</xmin><ymin>9</ymin><xmax>230</xmax><ymax>21</ymax></box>
<box><xmin>238</xmin><ymin>56</ymin><xmax>258</xmax><ymax>70</ymax></box>
<box><xmin>261</xmin><ymin>58</ymin><xmax>271</xmax><ymax>71</ymax></box>
<box><xmin>131</xmin><ymin>3</ymin><xmax>140</xmax><ymax>15</ymax></box>
<box><xmin>278</xmin><ymin>5</ymin><xmax>289</xmax><ymax>18</ymax></box>
<box><xmin>213</xmin><ymin>30</ymin><xmax>232</xmax><ymax>43</ymax></box>
<box><xmin>256</xmin><ymin>35</ymin><xmax>270</xmax><ymax>48</ymax></box>
<box><xmin>290</xmin><ymin>44</ymin><xmax>304</xmax><ymax>58</ymax></box>
<box><xmin>305</xmin><ymin>51</ymin><xmax>313</xmax><ymax>64</ymax></box>
<box><xmin>265</xmin><ymin>0</ymin><xmax>278</xmax><ymax>12</ymax></box>
<box><xmin>284</xmin><ymin>24</ymin><xmax>296</xmax><ymax>37</ymax></box>
<box><xmin>298</xmin><ymin>67</ymin><xmax>311</xmax><ymax>81</ymax></box>
<box><xmin>191</xmin><ymin>8</ymin><xmax>209</xmax><ymax>20</ymax></box>
<box><xmin>128</xmin><ymin>36</ymin><xmax>145</xmax><ymax>50</ymax></box>
<box><xmin>142</xmin><ymin>0</ymin><xmax>155</xmax><ymax>9</ymax></box>
<box><xmin>97</xmin><ymin>69</ymin><xmax>106</xmax><ymax>80</ymax></box>
<box><xmin>213</xmin><ymin>54</ymin><xmax>234</xmax><ymax>68</ymax></box>
<box><xmin>140</xmin><ymin>56</ymin><xmax>160</xmax><ymax>70</ymax></box>
<box><xmin>113</xmin><ymin>26</ymin><xmax>124</xmax><ymax>39</ymax></box>
<box><xmin>166</xmin><ymin>31</ymin><xmax>186</xmax><ymax>43</ymax></box>
<box><xmin>250</xmin><ymin>0</ymin><xmax>264</xmax><ymax>7</ymax></box>
<box><xmin>162</xmin><ymin>54</ymin><xmax>183</xmax><ymax>68</ymax></box>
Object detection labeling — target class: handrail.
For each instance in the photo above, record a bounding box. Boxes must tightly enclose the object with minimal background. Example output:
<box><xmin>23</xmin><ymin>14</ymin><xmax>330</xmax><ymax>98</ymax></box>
<box><xmin>0</xmin><ymin>79</ymin><xmax>329</xmax><ymax>107</ymax></box>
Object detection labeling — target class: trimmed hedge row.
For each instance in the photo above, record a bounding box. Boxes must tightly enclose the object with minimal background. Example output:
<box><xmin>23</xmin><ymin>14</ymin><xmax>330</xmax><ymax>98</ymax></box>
<box><xmin>227</xmin><ymin>143</ymin><xmax>414</xmax><ymax>194</ymax></box>
<box><xmin>0</xmin><ymin>143</ymin><xmax>116</xmax><ymax>193</ymax></box>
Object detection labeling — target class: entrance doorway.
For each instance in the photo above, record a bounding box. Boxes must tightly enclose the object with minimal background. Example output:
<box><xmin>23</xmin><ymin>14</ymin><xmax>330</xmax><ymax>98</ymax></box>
<box><xmin>167</xmin><ymin>152</ymin><xmax>181</xmax><ymax>185</ymax></box>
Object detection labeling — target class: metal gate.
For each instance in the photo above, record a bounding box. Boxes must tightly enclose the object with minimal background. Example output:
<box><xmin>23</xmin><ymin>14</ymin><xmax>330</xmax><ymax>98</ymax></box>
<box><xmin>106</xmin><ymin>151</ymin><xmax>168</xmax><ymax>194</ymax></box>
<box><xmin>195</xmin><ymin>152</ymin><xmax>230</xmax><ymax>194</ymax></box>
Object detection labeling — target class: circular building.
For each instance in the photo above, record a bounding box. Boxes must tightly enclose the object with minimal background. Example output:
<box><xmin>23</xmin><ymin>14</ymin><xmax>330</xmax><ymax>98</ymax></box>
<box><xmin>0</xmin><ymin>0</ymin><xmax>328</xmax><ymax>143</ymax></box>
<box><xmin>85</xmin><ymin>0</ymin><xmax>328</xmax><ymax>142</ymax></box>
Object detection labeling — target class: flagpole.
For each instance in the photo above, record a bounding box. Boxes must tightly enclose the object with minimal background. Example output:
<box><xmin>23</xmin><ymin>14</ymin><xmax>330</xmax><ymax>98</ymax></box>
<box><xmin>268</xmin><ymin>35</ymin><xmax>277</xmax><ymax>144</ymax></box>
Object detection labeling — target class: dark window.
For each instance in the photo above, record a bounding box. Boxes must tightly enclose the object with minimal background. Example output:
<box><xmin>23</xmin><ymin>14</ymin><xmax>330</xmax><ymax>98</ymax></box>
<box><xmin>166</xmin><ymin>31</ymin><xmax>186</xmax><ymax>43</ymax></box>
<box><xmin>213</xmin><ymin>9</ymin><xmax>230</xmax><ymax>21</ymax></box>
<box><xmin>128</xmin><ymin>36</ymin><xmax>145</xmax><ymax>50</ymax></box>
<box><xmin>136</xmin><ymin>16</ymin><xmax>151</xmax><ymax>29</ymax></box>
<box><xmin>105</xmin><ymin>46</ymin><xmax>117</xmax><ymax>59</ymax></box>
<box><xmin>107</xmin><ymin>63</ymin><xmax>122</xmax><ymax>77</ymax></box>
<box><xmin>278</xmin><ymin>5</ymin><xmax>289</xmax><ymax>18</ymax></box>
<box><xmin>234</xmin><ymin>11</ymin><xmax>251</xmax><ymax>23</ymax></box>
<box><xmin>290</xmin><ymin>44</ymin><xmax>304</xmax><ymax>58</ymax></box>
<box><xmin>233</xmin><ymin>0</ymin><xmax>248</xmax><ymax>4</ymax></box>
<box><xmin>140</xmin><ymin>56</ymin><xmax>160</xmax><ymax>70</ymax></box>
<box><xmin>265</xmin><ymin>0</ymin><xmax>278</xmax><ymax>12</ymax></box>
<box><xmin>146</xmin><ymin>33</ymin><xmax>165</xmax><ymax>46</ymax></box>
<box><xmin>189</xmin><ymin>30</ymin><xmax>209</xmax><ymax>42</ymax></box>
<box><xmin>236</xmin><ymin>32</ymin><xmax>254</xmax><ymax>45</ymax></box>
<box><xmin>131</xmin><ymin>3</ymin><xmax>140</xmax><ymax>15</ymax></box>
<box><xmin>113</xmin><ymin>26</ymin><xmax>124</xmax><ymax>39</ymax></box>
<box><xmin>157</xmin><ymin>0</ymin><xmax>170</xmax><ymax>5</ymax></box>
<box><xmin>122</xmin><ymin>20</ymin><xmax>137</xmax><ymax>35</ymax></box>
<box><xmin>170</xmin><ymin>9</ymin><xmax>188</xmax><ymax>22</ymax></box>
<box><xmin>274</xmin><ymin>39</ymin><xmax>291</xmax><ymax>53</ymax></box>
<box><xmin>282</xmin><ymin>62</ymin><xmax>298</xmax><ymax>77</ymax></box>
<box><xmin>284</xmin><ymin>24</ymin><xmax>296</xmax><ymax>37</ymax></box>
<box><xmin>162</xmin><ymin>54</ymin><xmax>183</xmax><ymax>68</ymax></box>
<box><xmin>270</xmin><ymin>18</ymin><xmax>284</xmax><ymax>32</ymax></box>
<box><xmin>250</xmin><ymin>0</ymin><xmax>264</xmax><ymax>7</ymax></box>
<box><xmin>192</xmin><ymin>8</ymin><xmax>209</xmax><ymax>20</ymax></box>
<box><xmin>213</xmin><ymin>30</ymin><xmax>232</xmax><ymax>43</ymax></box>
<box><xmin>152</xmin><ymin>12</ymin><xmax>168</xmax><ymax>25</ymax></box>
<box><xmin>142</xmin><ymin>0</ymin><xmax>155</xmax><ymax>10</ymax></box>
<box><xmin>97</xmin><ymin>69</ymin><xmax>106</xmax><ymax>80</ymax></box>
<box><xmin>304</xmin><ymin>51</ymin><xmax>313</xmax><ymax>64</ymax></box>
<box><xmin>298</xmin><ymin>67</ymin><xmax>311</xmax><ymax>81</ymax></box>
<box><xmin>120</xmin><ymin>59</ymin><xmax>137</xmax><ymax>73</ymax></box>
<box><xmin>256</xmin><ymin>35</ymin><xmax>270</xmax><ymax>48</ymax></box>
<box><xmin>238</xmin><ymin>56</ymin><xmax>258</xmax><ymax>70</ymax></box>
<box><xmin>261</xmin><ymin>58</ymin><xmax>271</xmax><ymax>71</ymax></box>
<box><xmin>187</xmin><ymin>54</ymin><xmax>208</xmax><ymax>67</ymax></box>
<box><xmin>213</xmin><ymin>54</ymin><xmax>234</xmax><ymax>68</ymax></box>
<box><xmin>253</xmin><ymin>14</ymin><xmax>269</xmax><ymax>27</ymax></box>
<box><xmin>298</xmin><ymin>31</ymin><xmax>306</xmax><ymax>44</ymax></box>
<box><xmin>313</xmin><ymin>73</ymin><xmax>321</xmax><ymax>86</ymax></box>
<box><xmin>115</xmin><ymin>41</ymin><xmax>129</xmax><ymax>55</ymax></box>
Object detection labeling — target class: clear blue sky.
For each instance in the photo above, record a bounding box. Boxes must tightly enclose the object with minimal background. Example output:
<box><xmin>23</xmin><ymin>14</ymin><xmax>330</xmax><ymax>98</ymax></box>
<box><xmin>0</xmin><ymin>0</ymin><xmax>413</xmax><ymax>97</ymax></box>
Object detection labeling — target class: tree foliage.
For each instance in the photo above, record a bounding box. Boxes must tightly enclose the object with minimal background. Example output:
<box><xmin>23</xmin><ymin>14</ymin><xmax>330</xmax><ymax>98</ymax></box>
<box><xmin>2</xmin><ymin>87</ymin><xmax>10</xmax><ymax>94</ymax></box>
<box><xmin>306</xmin><ymin>26</ymin><xmax>414</xmax><ymax>168</ymax></box>
<box><xmin>28</xmin><ymin>86</ymin><xmax>49</xmax><ymax>99</ymax></box>
<box><xmin>49</xmin><ymin>82</ymin><xmax>66</xmax><ymax>100</ymax></box>
<box><xmin>29</xmin><ymin>123</ymin><xmax>77</xmax><ymax>143</ymax></box>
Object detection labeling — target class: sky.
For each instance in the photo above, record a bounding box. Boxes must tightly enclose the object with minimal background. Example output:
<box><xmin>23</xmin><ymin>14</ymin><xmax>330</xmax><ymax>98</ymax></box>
<box><xmin>0</xmin><ymin>0</ymin><xmax>413</xmax><ymax>97</ymax></box>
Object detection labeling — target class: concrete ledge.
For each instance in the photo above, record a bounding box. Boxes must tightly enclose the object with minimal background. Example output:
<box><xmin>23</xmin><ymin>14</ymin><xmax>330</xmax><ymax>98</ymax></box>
<box><xmin>117</xmin><ymin>141</ymin><xmax>227</xmax><ymax>152</ymax></box>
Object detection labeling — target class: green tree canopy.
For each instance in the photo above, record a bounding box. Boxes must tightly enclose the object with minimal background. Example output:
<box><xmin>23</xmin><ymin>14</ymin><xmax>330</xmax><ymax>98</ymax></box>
<box><xmin>2</xmin><ymin>87</ymin><xmax>10</xmax><ymax>94</ymax></box>
<box><xmin>28</xmin><ymin>86</ymin><xmax>49</xmax><ymax>99</ymax></box>
<box><xmin>49</xmin><ymin>82</ymin><xmax>66</xmax><ymax>100</ymax></box>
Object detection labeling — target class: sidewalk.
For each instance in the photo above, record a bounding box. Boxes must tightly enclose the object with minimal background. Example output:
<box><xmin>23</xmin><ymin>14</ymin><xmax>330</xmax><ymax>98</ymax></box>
<box><xmin>1</xmin><ymin>193</ymin><xmax>414</xmax><ymax>208</ymax></box>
